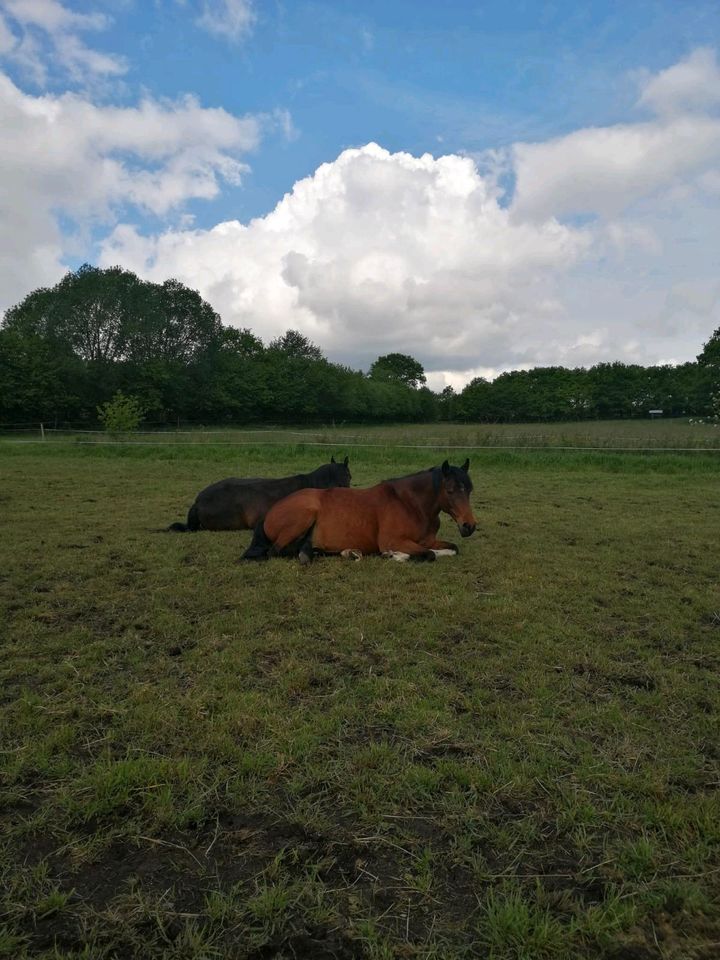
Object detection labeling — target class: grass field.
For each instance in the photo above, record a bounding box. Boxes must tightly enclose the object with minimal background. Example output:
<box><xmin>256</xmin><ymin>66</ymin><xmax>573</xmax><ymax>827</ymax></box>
<box><xmin>2</xmin><ymin>425</ymin><xmax>719</xmax><ymax>959</ymax></box>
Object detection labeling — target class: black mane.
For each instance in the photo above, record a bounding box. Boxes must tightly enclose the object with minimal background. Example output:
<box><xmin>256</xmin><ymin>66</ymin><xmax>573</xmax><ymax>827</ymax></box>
<box><xmin>385</xmin><ymin>464</ymin><xmax>473</xmax><ymax>493</ymax></box>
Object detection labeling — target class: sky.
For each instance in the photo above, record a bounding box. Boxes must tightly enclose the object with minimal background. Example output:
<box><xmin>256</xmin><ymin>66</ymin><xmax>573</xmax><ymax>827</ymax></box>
<box><xmin>1</xmin><ymin>0</ymin><xmax>719</xmax><ymax>389</ymax></box>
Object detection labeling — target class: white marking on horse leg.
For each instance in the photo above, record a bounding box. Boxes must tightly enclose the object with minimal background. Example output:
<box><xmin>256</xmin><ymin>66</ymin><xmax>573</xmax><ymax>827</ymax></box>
<box><xmin>431</xmin><ymin>549</ymin><xmax>457</xmax><ymax>558</ymax></box>
<box><xmin>340</xmin><ymin>549</ymin><xmax>363</xmax><ymax>561</ymax></box>
<box><xmin>386</xmin><ymin>551</ymin><xmax>410</xmax><ymax>562</ymax></box>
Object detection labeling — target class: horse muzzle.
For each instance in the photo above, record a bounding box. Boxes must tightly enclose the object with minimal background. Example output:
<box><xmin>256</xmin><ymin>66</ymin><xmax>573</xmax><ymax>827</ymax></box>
<box><xmin>458</xmin><ymin>522</ymin><xmax>476</xmax><ymax>538</ymax></box>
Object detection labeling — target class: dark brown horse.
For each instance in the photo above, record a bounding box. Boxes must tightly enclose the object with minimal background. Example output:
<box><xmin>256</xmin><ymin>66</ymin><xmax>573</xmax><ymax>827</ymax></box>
<box><xmin>241</xmin><ymin>460</ymin><xmax>476</xmax><ymax>563</ymax></box>
<box><xmin>168</xmin><ymin>457</ymin><xmax>351</xmax><ymax>532</ymax></box>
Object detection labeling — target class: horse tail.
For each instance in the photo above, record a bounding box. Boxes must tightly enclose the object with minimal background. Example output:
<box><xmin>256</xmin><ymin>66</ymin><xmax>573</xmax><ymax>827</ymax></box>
<box><xmin>167</xmin><ymin>502</ymin><xmax>200</xmax><ymax>533</ymax></box>
<box><xmin>241</xmin><ymin>520</ymin><xmax>273</xmax><ymax>561</ymax></box>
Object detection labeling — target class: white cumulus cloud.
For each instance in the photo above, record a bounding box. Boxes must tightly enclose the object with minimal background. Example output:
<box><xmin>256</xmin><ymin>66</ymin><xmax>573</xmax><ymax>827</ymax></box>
<box><xmin>511</xmin><ymin>115</ymin><xmax>720</xmax><ymax>221</ymax></box>
<box><xmin>0</xmin><ymin>70</ymin><xmax>263</xmax><ymax>307</ymax></box>
<box><xmin>100</xmin><ymin>143</ymin><xmax>589</xmax><ymax>373</ymax></box>
<box><xmin>2</xmin><ymin>43</ymin><xmax>720</xmax><ymax>386</ymax></box>
<box><xmin>638</xmin><ymin>46</ymin><xmax>720</xmax><ymax>116</ymax></box>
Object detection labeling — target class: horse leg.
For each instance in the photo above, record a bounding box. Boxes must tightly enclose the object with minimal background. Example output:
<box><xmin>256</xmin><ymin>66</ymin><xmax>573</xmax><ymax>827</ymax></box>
<box><xmin>422</xmin><ymin>537</ymin><xmax>459</xmax><ymax>558</ymax></box>
<box><xmin>241</xmin><ymin>520</ymin><xmax>273</xmax><ymax>561</ymax></box>
<box><xmin>297</xmin><ymin>525</ymin><xmax>316</xmax><ymax>565</ymax></box>
<box><xmin>340</xmin><ymin>549</ymin><xmax>363</xmax><ymax>561</ymax></box>
<box><xmin>267</xmin><ymin>507</ymin><xmax>319</xmax><ymax>562</ymax></box>
<box><xmin>378</xmin><ymin>537</ymin><xmax>436</xmax><ymax>563</ymax></box>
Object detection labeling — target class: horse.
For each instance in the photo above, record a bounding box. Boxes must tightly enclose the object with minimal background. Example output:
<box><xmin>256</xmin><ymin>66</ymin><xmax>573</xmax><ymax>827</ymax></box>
<box><xmin>168</xmin><ymin>456</ymin><xmax>351</xmax><ymax>532</ymax></box>
<box><xmin>241</xmin><ymin>459</ymin><xmax>476</xmax><ymax>563</ymax></box>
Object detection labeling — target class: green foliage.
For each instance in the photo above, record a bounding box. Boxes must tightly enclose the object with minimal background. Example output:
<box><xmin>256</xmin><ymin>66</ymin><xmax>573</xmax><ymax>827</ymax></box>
<box><xmin>697</xmin><ymin>325</ymin><xmax>720</xmax><ymax>366</ymax></box>
<box><xmin>369</xmin><ymin>351</ymin><xmax>427</xmax><ymax>388</ymax></box>
<box><xmin>269</xmin><ymin>328</ymin><xmax>324</xmax><ymax>361</ymax></box>
<box><xmin>96</xmin><ymin>391</ymin><xmax>145</xmax><ymax>433</ymax></box>
<box><xmin>3</xmin><ymin>264</ymin><xmax>223</xmax><ymax>366</ymax></box>
<box><xmin>2</xmin><ymin>268</ymin><xmax>720</xmax><ymax>426</ymax></box>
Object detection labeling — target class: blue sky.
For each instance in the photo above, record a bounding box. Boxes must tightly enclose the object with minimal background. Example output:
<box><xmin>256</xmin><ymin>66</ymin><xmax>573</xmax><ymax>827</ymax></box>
<box><xmin>1</xmin><ymin>0</ymin><xmax>719</xmax><ymax>383</ymax></box>
<box><xmin>65</xmin><ymin>0</ymin><xmax>720</xmax><ymax>224</ymax></box>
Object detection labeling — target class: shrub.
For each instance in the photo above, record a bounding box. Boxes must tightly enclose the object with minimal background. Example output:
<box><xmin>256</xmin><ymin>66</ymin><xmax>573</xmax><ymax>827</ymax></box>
<box><xmin>97</xmin><ymin>391</ymin><xmax>145</xmax><ymax>434</ymax></box>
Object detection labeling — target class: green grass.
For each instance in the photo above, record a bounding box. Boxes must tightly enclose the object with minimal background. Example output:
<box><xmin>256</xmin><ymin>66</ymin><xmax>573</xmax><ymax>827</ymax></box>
<box><xmin>1</xmin><ymin>428</ymin><xmax>719</xmax><ymax>958</ymax></box>
<box><xmin>4</xmin><ymin>415</ymin><xmax>720</xmax><ymax>450</ymax></box>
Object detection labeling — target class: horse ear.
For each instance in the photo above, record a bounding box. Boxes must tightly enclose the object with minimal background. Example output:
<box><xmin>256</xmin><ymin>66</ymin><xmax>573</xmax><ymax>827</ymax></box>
<box><xmin>331</xmin><ymin>455</ymin><xmax>336</xmax><ymax>463</ymax></box>
<box><xmin>441</xmin><ymin>460</ymin><xmax>450</xmax><ymax>475</ymax></box>
<box><xmin>462</xmin><ymin>458</ymin><xmax>470</xmax><ymax>473</ymax></box>
<box><xmin>343</xmin><ymin>456</ymin><xmax>349</xmax><ymax>467</ymax></box>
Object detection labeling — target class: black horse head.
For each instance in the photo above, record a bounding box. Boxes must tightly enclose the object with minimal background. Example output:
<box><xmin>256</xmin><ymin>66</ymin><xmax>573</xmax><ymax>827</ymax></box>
<box><xmin>313</xmin><ymin>456</ymin><xmax>351</xmax><ymax>488</ymax></box>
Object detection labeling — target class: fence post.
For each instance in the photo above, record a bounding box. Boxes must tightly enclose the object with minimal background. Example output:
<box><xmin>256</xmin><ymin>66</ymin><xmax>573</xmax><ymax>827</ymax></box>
<box><xmin>40</xmin><ymin>422</ymin><xmax>45</xmax><ymax>441</ymax></box>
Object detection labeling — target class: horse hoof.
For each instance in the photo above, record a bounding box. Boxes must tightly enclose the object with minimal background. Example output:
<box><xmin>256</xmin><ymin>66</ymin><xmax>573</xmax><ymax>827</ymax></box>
<box><xmin>409</xmin><ymin>551</ymin><xmax>435</xmax><ymax>562</ymax></box>
<box><xmin>298</xmin><ymin>551</ymin><xmax>313</xmax><ymax>565</ymax></box>
<box><xmin>340</xmin><ymin>549</ymin><xmax>363</xmax><ymax>561</ymax></box>
<box><xmin>431</xmin><ymin>546</ymin><xmax>459</xmax><ymax>558</ymax></box>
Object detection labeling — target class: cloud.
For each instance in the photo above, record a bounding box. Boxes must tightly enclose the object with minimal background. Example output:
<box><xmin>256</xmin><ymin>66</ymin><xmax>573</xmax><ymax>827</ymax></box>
<box><xmin>3</xmin><ymin>43</ymin><xmax>720</xmax><ymax>387</ymax></box>
<box><xmin>511</xmin><ymin>116</ymin><xmax>720</xmax><ymax>222</ymax></box>
<box><xmin>99</xmin><ymin>143</ymin><xmax>589</xmax><ymax>373</ymax></box>
<box><xmin>510</xmin><ymin>48</ymin><xmax>720</xmax><ymax>224</ymax></box>
<box><xmin>0</xmin><ymin>13</ymin><xmax>16</xmax><ymax>54</ymax></box>
<box><xmin>638</xmin><ymin>47</ymin><xmax>720</xmax><ymax>116</ymax></box>
<box><xmin>195</xmin><ymin>0</ymin><xmax>255</xmax><ymax>42</ymax></box>
<box><xmin>0</xmin><ymin>70</ymin><xmax>262</xmax><ymax>308</ymax></box>
<box><xmin>0</xmin><ymin>0</ymin><xmax>126</xmax><ymax>85</ymax></box>
<box><xmin>98</xmin><ymin>42</ymin><xmax>720</xmax><ymax>384</ymax></box>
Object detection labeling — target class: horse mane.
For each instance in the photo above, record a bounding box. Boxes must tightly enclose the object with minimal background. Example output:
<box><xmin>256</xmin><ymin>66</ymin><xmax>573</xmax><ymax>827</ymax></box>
<box><xmin>383</xmin><ymin>467</ymin><xmax>442</xmax><ymax>492</ymax></box>
<box><xmin>384</xmin><ymin>465</ymin><xmax>472</xmax><ymax>494</ymax></box>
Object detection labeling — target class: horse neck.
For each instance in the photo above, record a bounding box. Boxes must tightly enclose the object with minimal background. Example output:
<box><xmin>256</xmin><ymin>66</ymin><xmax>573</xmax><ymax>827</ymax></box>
<box><xmin>305</xmin><ymin>467</ymin><xmax>333</xmax><ymax>488</ymax></box>
<box><xmin>280</xmin><ymin>472</ymin><xmax>314</xmax><ymax>494</ymax></box>
<box><xmin>390</xmin><ymin>472</ymin><xmax>441</xmax><ymax>517</ymax></box>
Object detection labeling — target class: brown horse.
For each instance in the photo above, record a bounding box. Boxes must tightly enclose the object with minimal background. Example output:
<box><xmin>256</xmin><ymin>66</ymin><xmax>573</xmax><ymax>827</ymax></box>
<box><xmin>241</xmin><ymin>460</ymin><xmax>476</xmax><ymax>563</ymax></box>
<box><xmin>168</xmin><ymin>457</ymin><xmax>351</xmax><ymax>532</ymax></box>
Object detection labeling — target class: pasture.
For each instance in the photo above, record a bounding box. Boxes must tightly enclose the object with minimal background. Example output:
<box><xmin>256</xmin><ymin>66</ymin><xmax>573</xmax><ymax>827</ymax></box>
<box><xmin>1</xmin><ymin>425</ymin><xmax>719</xmax><ymax>959</ymax></box>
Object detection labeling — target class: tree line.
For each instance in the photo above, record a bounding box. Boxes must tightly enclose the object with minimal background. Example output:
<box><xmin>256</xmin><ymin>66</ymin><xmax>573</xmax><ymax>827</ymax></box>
<box><xmin>1</xmin><ymin>264</ymin><xmax>718</xmax><ymax>425</ymax></box>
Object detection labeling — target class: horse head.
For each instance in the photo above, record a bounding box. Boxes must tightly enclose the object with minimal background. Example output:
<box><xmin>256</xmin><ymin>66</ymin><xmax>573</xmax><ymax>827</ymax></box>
<box><xmin>326</xmin><ymin>455</ymin><xmax>352</xmax><ymax>487</ymax></box>
<box><xmin>437</xmin><ymin>459</ymin><xmax>476</xmax><ymax>537</ymax></box>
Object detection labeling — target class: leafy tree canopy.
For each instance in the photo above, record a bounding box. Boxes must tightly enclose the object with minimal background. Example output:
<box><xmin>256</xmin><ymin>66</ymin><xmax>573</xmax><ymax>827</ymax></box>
<box><xmin>219</xmin><ymin>327</ymin><xmax>264</xmax><ymax>358</ymax></box>
<box><xmin>268</xmin><ymin>329</ymin><xmax>324</xmax><ymax>361</ymax></box>
<box><xmin>369</xmin><ymin>352</ymin><xmax>426</xmax><ymax>389</ymax></box>
<box><xmin>698</xmin><ymin>327</ymin><xmax>720</xmax><ymax>366</ymax></box>
<box><xmin>3</xmin><ymin>264</ymin><xmax>223</xmax><ymax>365</ymax></box>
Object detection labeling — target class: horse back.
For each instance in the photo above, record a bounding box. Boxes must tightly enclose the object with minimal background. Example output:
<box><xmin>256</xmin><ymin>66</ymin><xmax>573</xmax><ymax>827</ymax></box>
<box><xmin>195</xmin><ymin>477</ymin><xmax>273</xmax><ymax>530</ymax></box>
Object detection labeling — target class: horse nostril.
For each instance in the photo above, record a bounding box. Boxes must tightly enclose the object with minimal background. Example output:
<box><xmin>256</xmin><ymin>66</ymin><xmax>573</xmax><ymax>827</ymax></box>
<box><xmin>460</xmin><ymin>522</ymin><xmax>476</xmax><ymax>538</ymax></box>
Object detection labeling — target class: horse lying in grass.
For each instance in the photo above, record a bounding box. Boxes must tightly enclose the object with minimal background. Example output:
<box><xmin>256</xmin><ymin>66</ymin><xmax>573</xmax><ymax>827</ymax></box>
<box><xmin>168</xmin><ymin>457</ymin><xmax>351</xmax><ymax>532</ymax></box>
<box><xmin>241</xmin><ymin>459</ymin><xmax>476</xmax><ymax>563</ymax></box>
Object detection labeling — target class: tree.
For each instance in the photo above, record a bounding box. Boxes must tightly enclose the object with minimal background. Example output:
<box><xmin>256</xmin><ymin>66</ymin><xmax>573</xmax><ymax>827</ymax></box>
<box><xmin>369</xmin><ymin>352</ymin><xmax>426</xmax><ymax>389</ymax></box>
<box><xmin>269</xmin><ymin>329</ymin><xmax>324</xmax><ymax>361</ymax></box>
<box><xmin>456</xmin><ymin>377</ymin><xmax>493</xmax><ymax>421</ymax></box>
<box><xmin>3</xmin><ymin>265</ymin><xmax>224</xmax><ymax>365</ymax></box>
<box><xmin>369</xmin><ymin>353</ymin><xmax>426</xmax><ymax>389</ymax></box>
<box><xmin>219</xmin><ymin>327</ymin><xmax>264</xmax><ymax>358</ymax></box>
<box><xmin>697</xmin><ymin>328</ymin><xmax>720</xmax><ymax>421</ymax></box>
<box><xmin>3</xmin><ymin>265</ymin><xmax>141</xmax><ymax>363</ymax></box>
<box><xmin>0</xmin><ymin>329</ymin><xmax>82</xmax><ymax>422</ymax></box>
<box><xmin>132</xmin><ymin>277</ymin><xmax>223</xmax><ymax>363</ymax></box>
<box><xmin>97</xmin><ymin>391</ymin><xmax>145</xmax><ymax>433</ymax></box>
<box><xmin>698</xmin><ymin>327</ymin><xmax>720</xmax><ymax>367</ymax></box>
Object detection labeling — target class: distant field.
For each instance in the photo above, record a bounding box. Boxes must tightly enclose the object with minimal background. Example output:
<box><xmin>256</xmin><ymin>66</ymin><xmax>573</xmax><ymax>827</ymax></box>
<box><xmin>1</xmin><ymin>433</ymin><xmax>719</xmax><ymax>958</ymax></box>
<box><xmin>3</xmin><ymin>417</ymin><xmax>720</xmax><ymax>450</ymax></box>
